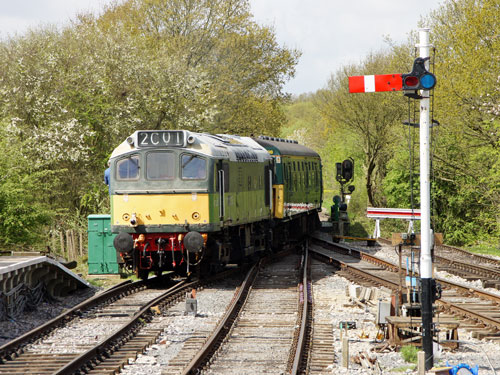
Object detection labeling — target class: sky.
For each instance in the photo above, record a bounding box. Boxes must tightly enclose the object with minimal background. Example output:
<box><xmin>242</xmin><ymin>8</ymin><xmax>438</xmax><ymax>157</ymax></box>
<box><xmin>0</xmin><ymin>0</ymin><xmax>442</xmax><ymax>95</ymax></box>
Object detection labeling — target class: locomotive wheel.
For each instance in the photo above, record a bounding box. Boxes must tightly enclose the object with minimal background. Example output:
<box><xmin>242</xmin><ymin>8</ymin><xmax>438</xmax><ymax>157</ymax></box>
<box><xmin>137</xmin><ymin>268</ymin><xmax>149</xmax><ymax>280</ymax></box>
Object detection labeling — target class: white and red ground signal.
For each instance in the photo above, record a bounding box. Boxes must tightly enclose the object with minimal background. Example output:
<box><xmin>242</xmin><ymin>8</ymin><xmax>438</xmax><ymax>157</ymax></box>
<box><xmin>366</xmin><ymin>207</ymin><xmax>421</xmax><ymax>220</ymax></box>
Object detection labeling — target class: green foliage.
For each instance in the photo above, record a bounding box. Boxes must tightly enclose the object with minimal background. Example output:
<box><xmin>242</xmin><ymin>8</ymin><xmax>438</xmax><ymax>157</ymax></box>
<box><xmin>0</xmin><ymin>157</ymin><xmax>54</xmax><ymax>248</ymax></box>
<box><xmin>0</xmin><ymin>0</ymin><xmax>298</xmax><ymax>248</ymax></box>
<box><xmin>315</xmin><ymin>51</ymin><xmax>406</xmax><ymax>207</ymax></box>
<box><xmin>425</xmin><ymin>0</ymin><xmax>500</xmax><ymax>245</ymax></box>
<box><xmin>300</xmin><ymin>0</ymin><xmax>500</xmax><ymax>246</ymax></box>
<box><xmin>400</xmin><ymin>346</ymin><xmax>419</xmax><ymax>364</ymax></box>
<box><xmin>466</xmin><ymin>243</ymin><xmax>500</xmax><ymax>257</ymax></box>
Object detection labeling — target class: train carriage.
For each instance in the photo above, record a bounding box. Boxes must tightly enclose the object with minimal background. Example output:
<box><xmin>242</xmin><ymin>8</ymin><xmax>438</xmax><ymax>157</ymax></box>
<box><xmin>109</xmin><ymin>130</ymin><xmax>322</xmax><ymax>278</ymax></box>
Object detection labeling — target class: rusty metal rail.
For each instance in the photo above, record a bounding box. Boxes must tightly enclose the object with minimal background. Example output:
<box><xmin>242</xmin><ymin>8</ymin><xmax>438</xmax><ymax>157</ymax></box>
<box><xmin>0</xmin><ymin>278</ymin><xmax>144</xmax><ymax>362</ymax></box>
<box><xmin>54</xmin><ymin>279</ymin><xmax>192</xmax><ymax>374</ymax></box>
<box><xmin>181</xmin><ymin>263</ymin><xmax>260</xmax><ymax>375</ymax></box>
<box><xmin>182</xmin><ymin>248</ymin><xmax>301</xmax><ymax>374</ymax></box>
<box><xmin>290</xmin><ymin>243</ymin><xmax>311</xmax><ymax>374</ymax></box>
<box><xmin>311</xmin><ymin>235</ymin><xmax>500</xmax><ymax>338</ymax></box>
<box><xmin>439</xmin><ymin>243</ymin><xmax>500</xmax><ymax>268</ymax></box>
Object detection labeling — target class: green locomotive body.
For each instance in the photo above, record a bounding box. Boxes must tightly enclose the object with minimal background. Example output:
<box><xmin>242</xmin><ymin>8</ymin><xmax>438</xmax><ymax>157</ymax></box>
<box><xmin>109</xmin><ymin>130</ymin><xmax>322</xmax><ymax>278</ymax></box>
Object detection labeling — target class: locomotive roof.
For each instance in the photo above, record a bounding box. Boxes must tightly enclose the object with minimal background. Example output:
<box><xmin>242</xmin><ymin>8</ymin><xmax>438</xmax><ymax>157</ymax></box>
<box><xmin>109</xmin><ymin>130</ymin><xmax>271</xmax><ymax>163</ymax></box>
<box><xmin>253</xmin><ymin>136</ymin><xmax>320</xmax><ymax>158</ymax></box>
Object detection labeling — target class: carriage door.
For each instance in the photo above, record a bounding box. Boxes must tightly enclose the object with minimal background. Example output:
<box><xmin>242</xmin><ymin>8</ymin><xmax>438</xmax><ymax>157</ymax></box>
<box><xmin>264</xmin><ymin>159</ymin><xmax>273</xmax><ymax>215</ymax></box>
<box><xmin>217</xmin><ymin>161</ymin><xmax>229</xmax><ymax>221</ymax></box>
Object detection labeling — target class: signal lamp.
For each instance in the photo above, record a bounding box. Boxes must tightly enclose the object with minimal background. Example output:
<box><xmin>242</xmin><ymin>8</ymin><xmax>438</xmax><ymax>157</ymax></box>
<box><xmin>403</xmin><ymin>76</ymin><xmax>419</xmax><ymax>88</ymax></box>
<box><xmin>420</xmin><ymin>74</ymin><xmax>436</xmax><ymax>90</ymax></box>
<box><xmin>402</xmin><ymin>57</ymin><xmax>436</xmax><ymax>91</ymax></box>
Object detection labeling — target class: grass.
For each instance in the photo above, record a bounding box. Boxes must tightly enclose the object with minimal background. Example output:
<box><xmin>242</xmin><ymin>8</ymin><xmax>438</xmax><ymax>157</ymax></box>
<box><xmin>72</xmin><ymin>254</ymin><xmax>134</xmax><ymax>289</ymax></box>
<box><xmin>391</xmin><ymin>364</ymin><xmax>417</xmax><ymax>372</ymax></box>
<box><xmin>400</xmin><ymin>345</ymin><xmax>419</xmax><ymax>363</ymax></box>
<box><xmin>465</xmin><ymin>243</ymin><xmax>500</xmax><ymax>257</ymax></box>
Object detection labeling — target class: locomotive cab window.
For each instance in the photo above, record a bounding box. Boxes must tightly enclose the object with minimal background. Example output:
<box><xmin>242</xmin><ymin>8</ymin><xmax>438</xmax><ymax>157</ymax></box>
<box><xmin>181</xmin><ymin>154</ymin><xmax>206</xmax><ymax>180</ymax></box>
<box><xmin>116</xmin><ymin>155</ymin><xmax>140</xmax><ymax>180</ymax></box>
<box><xmin>147</xmin><ymin>152</ymin><xmax>175</xmax><ymax>180</ymax></box>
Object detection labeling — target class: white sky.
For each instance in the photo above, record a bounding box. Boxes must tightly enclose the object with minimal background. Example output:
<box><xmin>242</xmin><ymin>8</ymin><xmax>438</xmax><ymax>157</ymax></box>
<box><xmin>0</xmin><ymin>0</ymin><xmax>442</xmax><ymax>95</ymax></box>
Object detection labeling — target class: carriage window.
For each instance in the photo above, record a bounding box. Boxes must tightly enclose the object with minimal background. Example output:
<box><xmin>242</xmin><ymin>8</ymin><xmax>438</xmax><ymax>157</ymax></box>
<box><xmin>181</xmin><ymin>154</ymin><xmax>206</xmax><ymax>179</ymax></box>
<box><xmin>147</xmin><ymin>152</ymin><xmax>174</xmax><ymax>180</ymax></box>
<box><xmin>117</xmin><ymin>155</ymin><xmax>140</xmax><ymax>180</ymax></box>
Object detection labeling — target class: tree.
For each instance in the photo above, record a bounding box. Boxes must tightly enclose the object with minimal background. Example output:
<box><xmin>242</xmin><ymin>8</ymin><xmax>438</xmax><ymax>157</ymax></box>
<box><xmin>0</xmin><ymin>0</ymin><xmax>299</xmax><ymax>249</ymax></box>
<box><xmin>425</xmin><ymin>0</ymin><xmax>500</xmax><ymax>242</ymax></box>
<box><xmin>316</xmin><ymin>51</ymin><xmax>406</xmax><ymax>207</ymax></box>
<box><xmin>99</xmin><ymin>0</ymin><xmax>300</xmax><ymax>135</ymax></box>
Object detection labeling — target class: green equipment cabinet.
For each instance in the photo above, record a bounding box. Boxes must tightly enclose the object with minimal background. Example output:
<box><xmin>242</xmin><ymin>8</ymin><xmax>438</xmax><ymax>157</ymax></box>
<box><xmin>88</xmin><ymin>214</ymin><xmax>120</xmax><ymax>274</ymax></box>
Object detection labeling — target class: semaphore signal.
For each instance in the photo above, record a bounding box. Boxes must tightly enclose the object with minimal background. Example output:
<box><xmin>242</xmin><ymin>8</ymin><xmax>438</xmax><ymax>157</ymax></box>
<box><xmin>348</xmin><ymin>74</ymin><xmax>402</xmax><ymax>93</ymax></box>
<box><xmin>348</xmin><ymin>57</ymin><xmax>436</xmax><ymax>95</ymax></box>
<box><xmin>348</xmin><ymin>28</ymin><xmax>437</xmax><ymax>371</ymax></box>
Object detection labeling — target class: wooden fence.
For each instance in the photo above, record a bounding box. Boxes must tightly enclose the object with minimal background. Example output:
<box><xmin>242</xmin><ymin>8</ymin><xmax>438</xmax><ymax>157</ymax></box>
<box><xmin>50</xmin><ymin>229</ymin><xmax>85</xmax><ymax>261</ymax></box>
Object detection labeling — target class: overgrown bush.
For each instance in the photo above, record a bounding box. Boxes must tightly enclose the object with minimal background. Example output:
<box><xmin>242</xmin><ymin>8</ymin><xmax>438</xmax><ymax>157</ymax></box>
<box><xmin>400</xmin><ymin>345</ymin><xmax>419</xmax><ymax>364</ymax></box>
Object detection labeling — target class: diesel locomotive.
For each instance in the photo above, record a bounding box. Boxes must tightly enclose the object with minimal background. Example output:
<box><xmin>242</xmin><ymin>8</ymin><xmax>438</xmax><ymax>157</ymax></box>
<box><xmin>109</xmin><ymin>130</ymin><xmax>322</xmax><ymax>278</ymax></box>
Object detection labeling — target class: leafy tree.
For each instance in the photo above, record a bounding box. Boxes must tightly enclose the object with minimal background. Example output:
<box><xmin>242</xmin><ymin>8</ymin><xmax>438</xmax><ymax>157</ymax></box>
<box><xmin>425</xmin><ymin>0</ymin><xmax>500</xmax><ymax>243</ymax></box>
<box><xmin>100</xmin><ymin>0</ymin><xmax>299</xmax><ymax>135</ymax></box>
<box><xmin>316</xmin><ymin>51</ymin><xmax>406</xmax><ymax>207</ymax></box>
<box><xmin>0</xmin><ymin>124</ymin><xmax>53</xmax><ymax>247</ymax></box>
<box><xmin>0</xmin><ymin>0</ymin><xmax>299</xmax><ymax>249</ymax></box>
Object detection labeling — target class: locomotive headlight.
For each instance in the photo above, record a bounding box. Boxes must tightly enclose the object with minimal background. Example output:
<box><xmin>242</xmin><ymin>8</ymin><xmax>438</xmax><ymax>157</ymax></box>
<box><xmin>130</xmin><ymin>213</ymin><xmax>138</xmax><ymax>227</ymax></box>
<box><xmin>192</xmin><ymin>212</ymin><xmax>200</xmax><ymax>221</ymax></box>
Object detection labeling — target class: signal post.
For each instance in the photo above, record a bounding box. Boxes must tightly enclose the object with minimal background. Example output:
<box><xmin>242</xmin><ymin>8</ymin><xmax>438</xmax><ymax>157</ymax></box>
<box><xmin>416</xmin><ymin>29</ymin><xmax>434</xmax><ymax>372</ymax></box>
<box><xmin>349</xmin><ymin>28</ymin><xmax>436</xmax><ymax>370</ymax></box>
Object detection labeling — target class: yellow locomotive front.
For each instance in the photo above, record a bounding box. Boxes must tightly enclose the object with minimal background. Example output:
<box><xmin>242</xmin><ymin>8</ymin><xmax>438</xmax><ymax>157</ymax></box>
<box><xmin>109</xmin><ymin>130</ymin><xmax>219</xmax><ymax>278</ymax></box>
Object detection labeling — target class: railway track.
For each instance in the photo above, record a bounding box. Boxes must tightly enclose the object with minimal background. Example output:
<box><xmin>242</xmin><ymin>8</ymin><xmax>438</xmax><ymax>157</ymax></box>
<box><xmin>0</xmin><ymin>278</ymin><xmax>151</xmax><ymax>363</ymax></box>
<box><xmin>180</xmin><ymin>249</ymin><xmax>310</xmax><ymax>375</ymax></box>
<box><xmin>7</xmin><ymin>236</ymin><xmax>497</xmax><ymax>374</ymax></box>
<box><xmin>0</xmin><ymin>269</ymin><xmax>240</xmax><ymax>375</ymax></box>
<box><xmin>377</xmin><ymin>237</ymin><xmax>500</xmax><ymax>289</ymax></box>
<box><xmin>311</xmin><ymin>235</ymin><xmax>500</xmax><ymax>342</ymax></box>
<box><xmin>303</xmin><ymin>258</ymin><xmax>336</xmax><ymax>374</ymax></box>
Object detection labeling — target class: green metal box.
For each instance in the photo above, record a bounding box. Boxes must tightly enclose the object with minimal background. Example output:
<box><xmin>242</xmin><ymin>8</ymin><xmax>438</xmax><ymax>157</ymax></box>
<box><xmin>88</xmin><ymin>214</ymin><xmax>119</xmax><ymax>274</ymax></box>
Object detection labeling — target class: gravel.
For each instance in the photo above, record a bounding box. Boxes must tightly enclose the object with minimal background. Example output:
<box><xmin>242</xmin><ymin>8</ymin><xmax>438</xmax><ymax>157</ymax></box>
<box><xmin>120</xmin><ymin>278</ymin><xmax>240</xmax><ymax>375</ymax></box>
<box><xmin>0</xmin><ymin>286</ymin><xmax>97</xmax><ymax>347</ymax></box>
<box><xmin>3</xmin><ymin>238</ymin><xmax>500</xmax><ymax>374</ymax></box>
<box><xmin>336</xmin><ymin>239</ymin><xmax>500</xmax><ymax>374</ymax></box>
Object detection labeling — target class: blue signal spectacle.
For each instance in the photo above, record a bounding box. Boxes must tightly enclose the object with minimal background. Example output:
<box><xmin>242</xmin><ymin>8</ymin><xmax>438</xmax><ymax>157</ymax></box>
<box><xmin>420</xmin><ymin>74</ymin><xmax>436</xmax><ymax>90</ymax></box>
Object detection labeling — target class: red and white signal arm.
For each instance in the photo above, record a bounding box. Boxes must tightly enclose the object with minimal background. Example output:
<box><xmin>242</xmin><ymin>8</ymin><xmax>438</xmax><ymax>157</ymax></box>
<box><xmin>349</xmin><ymin>74</ymin><xmax>403</xmax><ymax>93</ymax></box>
<box><xmin>366</xmin><ymin>207</ymin><xmax>421</xmax><ymax>220</ymax></box>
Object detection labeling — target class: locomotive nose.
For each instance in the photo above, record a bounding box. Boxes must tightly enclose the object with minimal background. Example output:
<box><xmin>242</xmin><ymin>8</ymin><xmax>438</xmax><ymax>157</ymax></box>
<box><xmin>183</xmin><ymin>231</ymin><xmax>204</xmax><ymax>253</ymax></box>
